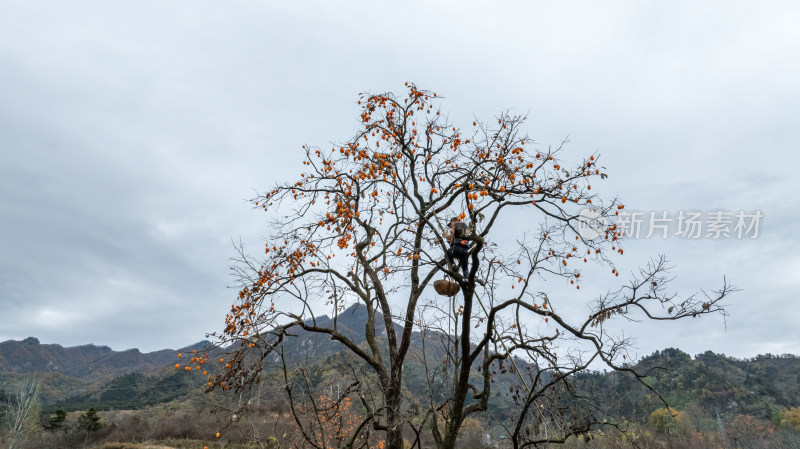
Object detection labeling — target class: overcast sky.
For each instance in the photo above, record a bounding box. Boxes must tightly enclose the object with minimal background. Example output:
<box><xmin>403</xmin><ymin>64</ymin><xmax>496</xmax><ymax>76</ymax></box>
<box><xmin>1</xmin><ymin>1</ymin><xmax>798</xmax><ymax>360</ymax></box>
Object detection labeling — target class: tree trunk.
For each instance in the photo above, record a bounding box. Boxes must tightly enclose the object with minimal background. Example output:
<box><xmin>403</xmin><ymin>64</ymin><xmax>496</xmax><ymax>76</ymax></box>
<box><xmin>385</xmin><ymin>388</ymin><xmax>404</xmax><ymax>449</ymax></box>
<box><xmin>386</xmin><ymin>427</ymin><xmax>404</xmax><ymax>449</ymax></box>
<box><xmin>441</xmin><ymin>436</ymin><xmax>455</xmax><ymax>449</ymax></box>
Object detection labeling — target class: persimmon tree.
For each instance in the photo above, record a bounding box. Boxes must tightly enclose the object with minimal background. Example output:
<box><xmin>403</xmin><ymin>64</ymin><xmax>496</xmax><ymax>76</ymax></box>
<box><xmin>193</xmin><ymin>84</ymin><xmax>732</xmax><ymax>449</ymax></box>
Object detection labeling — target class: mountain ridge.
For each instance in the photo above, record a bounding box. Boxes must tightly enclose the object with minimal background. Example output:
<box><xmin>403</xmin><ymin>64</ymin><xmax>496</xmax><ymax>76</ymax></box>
<box><xmin>2</xmin><ymin>307</ymin><xmax>798</xmax><ymax>421</ymax></box>
<box><xmin>0</xmin><ymin>336</ymin><xmax>210</xmax><ymax>378</ymax></box>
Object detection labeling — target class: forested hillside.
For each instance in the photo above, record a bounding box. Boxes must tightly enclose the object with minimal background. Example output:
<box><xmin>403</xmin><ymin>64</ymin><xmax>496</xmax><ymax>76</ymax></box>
<box><xmin>3</xmin><ymin>329</ymin><xmax>799</xmax><ymax>420</ymax></box>
<box><xmin>2</xmin><ymin>333</ymin><xmax>800</xmax><ymax>448</ymax></box>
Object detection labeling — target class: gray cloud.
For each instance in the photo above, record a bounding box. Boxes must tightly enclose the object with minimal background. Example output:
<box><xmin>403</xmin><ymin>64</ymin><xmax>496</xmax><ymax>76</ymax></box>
<box><xmin>1</xmin><ymin>0</ymin><xmax>798</xmax><ymax>357</ymax></box>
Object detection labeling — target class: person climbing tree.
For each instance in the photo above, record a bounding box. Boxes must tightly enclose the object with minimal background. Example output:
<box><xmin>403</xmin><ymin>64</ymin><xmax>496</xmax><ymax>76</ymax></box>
<box><xmin>444</xmin><ymin>217</ymin><xmax>470</xmax><ymax>278</ymax></box>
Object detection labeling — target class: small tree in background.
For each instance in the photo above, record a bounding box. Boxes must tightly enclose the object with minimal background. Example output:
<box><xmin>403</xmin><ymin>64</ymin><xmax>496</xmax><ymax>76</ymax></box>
<box><xmin>77</xmin><ymin>407</ymin><xmax>102</xmax><ymax>447</ymax></box>
<box><xmin>2</xmin><ymin>375</ymin><xmax>40</xmax><ymax>449</ymax></box>
<box><xmin>194</xmin><ymin>84</ymin><xmax>732</xmax><ymax>449</ymax></box>
<box><xmin>726</xmin><ymin>414</ymin><xmax>776</xmax><ymax>448</ymax></box>
<box><xmin>43</xmin><ymin>408</ymin><xmax>67</xmax><ymax>432</ymax></box>
<box><xmin>780</xmin><ymin>406</ymin><xmax>800</xmax><ymax>431</ymax></box>
<box><xmin>294</xmin><ymin>392</ymin><xmax>384</xmax><ymax>449</ymax></box>
<box><xmin>649</xmin><ymin>407</ymin><xmax>690</xmax><ymax>436</ymax></box>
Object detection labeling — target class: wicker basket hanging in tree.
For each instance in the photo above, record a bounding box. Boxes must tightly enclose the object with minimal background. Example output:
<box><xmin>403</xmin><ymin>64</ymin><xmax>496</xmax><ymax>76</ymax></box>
<box><xmin>434</xmin><ymin>279</ymin><xmax>460</xmax><ymax>296</ymax></box>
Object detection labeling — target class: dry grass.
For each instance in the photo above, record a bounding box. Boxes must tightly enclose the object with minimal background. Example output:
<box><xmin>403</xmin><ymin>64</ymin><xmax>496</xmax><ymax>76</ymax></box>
<box><xmin>98</xmin><ymin>444</ymin><xmax>179</xmax><ymax>449</ymax></box>
<box><xmin>96</xmin><ymin>440</ymin><xmax>264</xmax><ymax>449</ymax></box>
